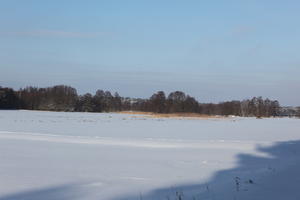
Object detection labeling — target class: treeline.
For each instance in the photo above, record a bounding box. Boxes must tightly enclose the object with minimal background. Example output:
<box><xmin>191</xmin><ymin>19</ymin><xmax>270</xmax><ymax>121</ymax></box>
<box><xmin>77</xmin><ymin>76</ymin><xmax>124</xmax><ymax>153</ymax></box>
<box><xmin>131</xmin><ymin>91</ymin><xmax>281</xmax><ymax>117</ymax></box>
<box><xmin>0</xmin><ymin>85</ymin><xmax>284</xmax><ymax>117</ymax></box>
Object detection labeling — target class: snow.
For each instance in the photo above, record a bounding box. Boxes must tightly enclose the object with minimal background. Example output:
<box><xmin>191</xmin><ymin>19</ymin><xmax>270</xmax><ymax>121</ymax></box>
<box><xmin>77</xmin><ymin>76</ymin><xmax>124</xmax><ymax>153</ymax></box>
<box><xmin>0</xmin><ymin>110</ymin><xmax>299</xmax><ymax>200</ymax></box>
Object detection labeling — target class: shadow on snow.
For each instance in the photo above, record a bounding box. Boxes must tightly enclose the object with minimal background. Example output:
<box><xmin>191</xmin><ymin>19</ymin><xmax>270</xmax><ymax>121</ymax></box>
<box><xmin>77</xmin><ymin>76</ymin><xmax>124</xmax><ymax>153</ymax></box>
<box><xmin>1</xmin><ymin>140</ymin><xmax>300</xmax><ymax>200</ymax></box>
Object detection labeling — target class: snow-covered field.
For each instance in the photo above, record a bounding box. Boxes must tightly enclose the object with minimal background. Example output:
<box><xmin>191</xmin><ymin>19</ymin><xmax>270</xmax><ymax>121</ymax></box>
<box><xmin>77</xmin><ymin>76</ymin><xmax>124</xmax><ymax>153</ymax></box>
<box><xmin>0</xmin><ymin>110</ymin><xmax>299</xmax><ymax>200</ymax></box>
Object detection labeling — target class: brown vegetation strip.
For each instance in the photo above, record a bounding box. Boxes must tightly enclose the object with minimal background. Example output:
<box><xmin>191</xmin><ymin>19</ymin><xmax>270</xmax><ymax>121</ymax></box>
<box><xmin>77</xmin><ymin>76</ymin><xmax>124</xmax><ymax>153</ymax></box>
<box><xmin>117</xmin><ymin>111</ymin><xmax>225</xmax><ymax>119</ymax></box>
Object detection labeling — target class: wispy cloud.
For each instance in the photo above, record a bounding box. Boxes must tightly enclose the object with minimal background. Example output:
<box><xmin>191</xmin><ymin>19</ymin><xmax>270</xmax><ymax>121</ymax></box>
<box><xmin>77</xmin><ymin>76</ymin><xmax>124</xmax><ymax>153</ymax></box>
<box><xmin>232</xmin><ymin>26</ymin><xmax>255</xmax><ymax>36</ymax></box>
<box><xmin>0</xmin><ymin>30</ymin><xmax>111</xmax><ymax>38</ymax></box>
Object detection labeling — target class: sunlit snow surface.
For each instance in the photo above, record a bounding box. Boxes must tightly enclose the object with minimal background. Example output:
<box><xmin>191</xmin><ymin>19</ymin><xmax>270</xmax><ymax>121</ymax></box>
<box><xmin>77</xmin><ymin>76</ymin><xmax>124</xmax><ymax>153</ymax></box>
<box><xmin>0</xmin><ymin>110</ymin><xmax>299</xmax><ymax>200</ymax></box>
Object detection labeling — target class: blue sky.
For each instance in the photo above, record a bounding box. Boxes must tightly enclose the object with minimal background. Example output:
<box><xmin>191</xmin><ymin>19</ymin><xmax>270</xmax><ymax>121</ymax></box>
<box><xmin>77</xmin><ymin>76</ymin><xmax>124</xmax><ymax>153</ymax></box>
<box><xmin>0</xmin><ymin>1</ymin><xmax>299</xmax><ymax>106</ymax></box>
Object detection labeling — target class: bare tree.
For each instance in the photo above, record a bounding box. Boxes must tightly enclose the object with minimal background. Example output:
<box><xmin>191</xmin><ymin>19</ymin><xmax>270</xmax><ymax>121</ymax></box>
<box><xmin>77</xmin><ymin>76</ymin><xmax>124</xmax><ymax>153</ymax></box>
<box><xmin>150</xmin><ymin>91</ymin><xmax>166</xmax><ymax>113</ymax></box>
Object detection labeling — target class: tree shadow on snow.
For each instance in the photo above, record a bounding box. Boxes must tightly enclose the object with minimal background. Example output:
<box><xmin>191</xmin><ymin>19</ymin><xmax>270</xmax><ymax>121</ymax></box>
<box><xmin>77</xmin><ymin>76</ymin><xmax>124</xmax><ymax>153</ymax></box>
<box><xmin>1</xmin><ymin>140</ymin><xmax>300</xmax><ymax>200</ymax></box>
<box><xmin>0</xmin><ymin>184</ymin><xmax>88</xmax><ymax>200</ymax></box>
<box><xmin>115</xmin><ymin>140</ymin><xmax>300</xmax><ymax>200</ymax></box>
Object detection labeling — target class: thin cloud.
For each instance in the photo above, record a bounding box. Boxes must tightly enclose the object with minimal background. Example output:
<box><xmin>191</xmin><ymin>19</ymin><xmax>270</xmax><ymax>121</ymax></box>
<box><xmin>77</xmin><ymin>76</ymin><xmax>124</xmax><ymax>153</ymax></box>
<box><xmin>232</xmin><ymin>26</ymin><xmax>255</xmax><ymax>36</ymax></box>
<box><xmin>0</xmin><ymin>30</ymin><xmax>111</xmax><ymax>38</ymax></box>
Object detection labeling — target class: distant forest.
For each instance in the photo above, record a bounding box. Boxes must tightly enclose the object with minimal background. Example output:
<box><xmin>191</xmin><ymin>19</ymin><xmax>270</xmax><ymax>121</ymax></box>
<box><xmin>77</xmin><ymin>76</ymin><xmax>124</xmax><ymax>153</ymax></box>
<box><xmin>0</xmin><ymin>85</ymin><xmax>297</xmax><ymax>117</ymax></box>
